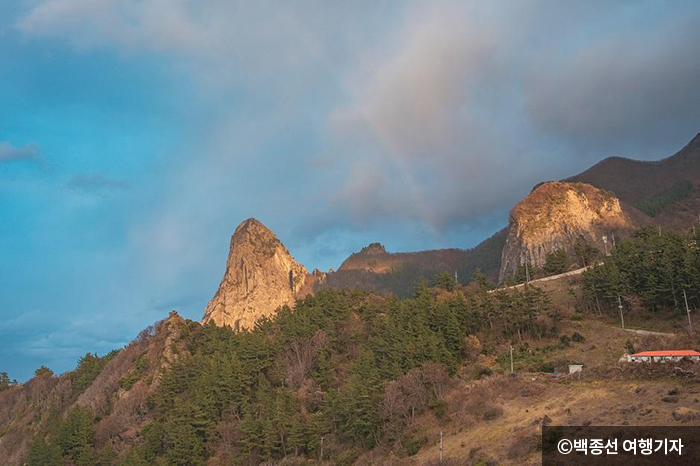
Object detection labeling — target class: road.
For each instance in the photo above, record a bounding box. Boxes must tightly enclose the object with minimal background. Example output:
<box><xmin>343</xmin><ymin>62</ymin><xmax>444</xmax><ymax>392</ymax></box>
<box><xmin>491</xmin><ymin>264</ymin><xmax>597</xmax><ymax>292</ymax></box>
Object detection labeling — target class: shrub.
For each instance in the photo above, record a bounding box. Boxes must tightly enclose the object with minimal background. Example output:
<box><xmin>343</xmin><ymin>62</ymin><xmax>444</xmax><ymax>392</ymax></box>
<box><xmin>429</xmin><ymin>399</ymin><xmax>447</xmax><ymax>419</ymax></box>
<box><xmin>483</xmin><ymin>406</ymin><xmax>503</xmax><ymax>421</ymax></box>
<box><xmin>537</xmin><ymin>362</ymin><xmax>555</xmax><ymax>373</ymax></box>
<box><xmin>401</xmin><ymin>432</ymin><xmax>428</xmax><ymax>456</ymax></box>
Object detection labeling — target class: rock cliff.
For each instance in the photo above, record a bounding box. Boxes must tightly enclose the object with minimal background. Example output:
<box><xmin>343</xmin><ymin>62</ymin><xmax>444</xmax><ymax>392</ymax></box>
<box><xmin>202</xmin><ymin>218</ymin><xmax>309</xmax><ymax>330</ymax></box>
<box><xmin>498</xmin><ymin>181</ymin><xmax>641</xmax><ymax>282</ymax></box>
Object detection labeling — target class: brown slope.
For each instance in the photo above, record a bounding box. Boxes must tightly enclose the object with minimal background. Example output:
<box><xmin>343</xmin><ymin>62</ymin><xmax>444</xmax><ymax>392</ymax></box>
<box><xmin>320</xmin><ymin>228</ymin><xmax>507</xmax><ymax>297</ymax></box>
<box><xmin>567</xmin><ymin>133</ymin><xmax>700</xmax><ymax>225</ymax></box>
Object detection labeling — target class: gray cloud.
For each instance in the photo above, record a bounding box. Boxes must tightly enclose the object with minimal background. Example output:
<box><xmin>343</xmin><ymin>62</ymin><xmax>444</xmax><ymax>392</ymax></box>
<box><xmin>14</xmin><ymin>0</ymin><xmax>700</xmax><ymax>263</ymax></box>
<box><xmin>67</xmin><ymin>172</ymin><xmax>128</xmax><ymax>194</ymax></box>
<box><xmin>0</xmin><ymin>141</ymin><xmax>42</xmax><ymax>165</ymax></box>
<box><xmin>524</xmin><ymin>7</ymin><xmax>700</xmax><ymax>159</ymax></box>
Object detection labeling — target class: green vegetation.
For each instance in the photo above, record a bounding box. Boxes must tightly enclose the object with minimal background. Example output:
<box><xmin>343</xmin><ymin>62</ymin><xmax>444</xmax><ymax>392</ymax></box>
<box><xmin>27</xmin><ymin>406</ymin><xmax>95</xmax><ymax>466</ymax></box>
<box><xmin>91</xmin><ymin>285</ymin><xmax>552</xmax><ymax>464</ymax></box>
<box><xmin>20</xmin><ymin>223</ymin><xmax>700</xmax><ymax>464</ymax></box>
<box><xmin>72</xmin><ymin>351</ymin><xmax>117</xmax><ymax>397</ymax></box>
<box><xmin>0</xmin><ymin>372</ymin><xmax>17</xmax><ymax>392</ymax></box>
<box><xmin>543</xmin><ymin>249</ymin><xmax>570</xmax><ymax>275</ymax></box>
<box><xmin>582</xmin><ymin>225</ymin><xmax>700</xmax><ymax>312</ymax></box>
<box><xmin>637</xmin><ymin>180</ymin><xmax>693</xmax><ymax>217</ymax></box>
<box><xmin>34</xmin><ymin>365</ymin><xmax>53</xmax><ymax>377</ymax></box>
<box><xmin>573</xmin><ymin>238</ymin><xmax>599</xmax><ymax>267</ymax></box>
<box><xmin>119</xmin><ymin>353</ymin><xmax>148</xmax><ymax>391</ymax></box>
<box><xmin>17</xmin><ymin>277</ymin><xmax>554</xmax><ymax>465</ymax></box>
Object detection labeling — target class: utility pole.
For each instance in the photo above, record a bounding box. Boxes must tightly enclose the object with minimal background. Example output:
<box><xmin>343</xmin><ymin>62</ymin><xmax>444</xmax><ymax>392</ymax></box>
<box><xmin>618</xmin><ymin>296</ymin><xmax>625</xmax><ymax>329</ymax></box>
<box><xmin>602</xmin><ymin>236</ymin><xmax>609</xmax><ymax>256</ymax></box>
<box><xmin>440</xmin><ymin>430</ymin><xmax>444</xmax><ymax>463</ymax></box>
<box><xmin>684</xmin><ymin>290</ymin><xmax>693</xmax><ymax>334</ymax></box>
<box><xmin>612</xmin><ymin>234</ymin><xmax>616</xmax><ymax>248</ymax></box>
<box><xmin>524</xmin><ymin>251</ymin><xmax>531</xmax><ymax>284</ymax></box>
<box><xmin>658</xmin><ymin>225</ymin><xmax>662</xmax><ymax>237</ymax></box>
<box><xmin>454</xmin><ymin>270</ymin><xmax>458</xmax><ymax>286</ymax></box>
<box><xmin>319</xmin><ymin>436</ymin><xmax>324</xmax><ymax>462</ymax></box>
<box><xmin>510</xmin><ymin>345</ymin><xmax>514</xmax><ymax>374</ymax></box>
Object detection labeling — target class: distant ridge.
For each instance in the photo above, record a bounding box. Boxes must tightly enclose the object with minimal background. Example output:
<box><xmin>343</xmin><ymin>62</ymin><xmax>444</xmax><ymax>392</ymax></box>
<box><xmin>566</xmin><ymin>133</ymin><xmax>700</xmax><ymax>227</ymax></box>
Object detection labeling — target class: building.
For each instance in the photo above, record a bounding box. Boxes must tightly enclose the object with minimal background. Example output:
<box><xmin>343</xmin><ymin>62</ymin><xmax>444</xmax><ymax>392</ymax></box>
<box><xmin>568</xmin><ymin>364</ymin><xmax>583</xmax><ymax>374</ymax></box>
<box><xmin>627</xmin><ymin>350</ymin><xmax>700</xmax><ymax>363</ymax></box>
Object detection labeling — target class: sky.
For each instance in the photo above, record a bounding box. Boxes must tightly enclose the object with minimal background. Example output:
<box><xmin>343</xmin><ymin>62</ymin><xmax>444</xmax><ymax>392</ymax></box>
<box><xmin>2</xmin><ymin>0</ymin><xmax>700</xmax><ymax>381</ymax></box>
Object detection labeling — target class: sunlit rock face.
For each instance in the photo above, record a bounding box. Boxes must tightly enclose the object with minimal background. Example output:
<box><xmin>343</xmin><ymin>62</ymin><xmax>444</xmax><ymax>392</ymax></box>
<box><xmin>498</xmin><ymin>181</ymin><xmax>640</xmax><ymax>282</ymax></box>
<box><xmin>202</xmin><ymin>218</ymin><xmax>308</xmax><ymax>330</ymax></box>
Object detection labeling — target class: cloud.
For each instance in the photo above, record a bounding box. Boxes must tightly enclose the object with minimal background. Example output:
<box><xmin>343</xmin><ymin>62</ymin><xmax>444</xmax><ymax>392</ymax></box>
<box><xmin>523</xmin><ymin>6</ymin><xmax>700</xmax><ymax>158</ymax></box>
<box><xmin>326</xmin><ymin>2</ymin><xmax>545</xmax><ymax>229</ymax></box>
<box><xmin>323</xmin><ymin>1</ymin><xmax>700</xmax><ymax>230</ymax></box>
<box><xmin>15</xmin><ymin>0</ymin><xmax>345</xmax><ymax>94</ymax></box>
<box><xmin>0</xmin><ymin>141</ymin><xmax>42</xmax><ymax>165</ymax></box>
<box><xmin>67</xmin><ymin>172</ymin><xmax>128</xmax><ymax>194</ymax></box>
<box><xmin>14</xmin><ymin>1</ymin><xmax>700</xmax><ymax>239</ymax></box>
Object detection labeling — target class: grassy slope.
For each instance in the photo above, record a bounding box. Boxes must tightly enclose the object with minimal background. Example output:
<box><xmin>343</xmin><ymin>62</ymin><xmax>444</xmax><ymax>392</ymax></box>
<box><xmin>368</xmin><ymin>274</ymin><xmax>700</xmax><ymax>466</ymax></box>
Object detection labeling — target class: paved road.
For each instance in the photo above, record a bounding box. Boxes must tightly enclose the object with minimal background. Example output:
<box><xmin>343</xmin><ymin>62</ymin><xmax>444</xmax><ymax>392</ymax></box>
<box><xmin>491</xmin><ymin>264</ymin><xmax>596</xmax><ymax>292</ymax></box>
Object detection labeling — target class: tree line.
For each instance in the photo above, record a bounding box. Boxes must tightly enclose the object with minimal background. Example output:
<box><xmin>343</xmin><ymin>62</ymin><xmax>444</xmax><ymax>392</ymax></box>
<box><xmin>582</xmin><ymin>225</ymin><xmax>700</xmax><ymax>313</ymax></box>
<box><xmin>19</xmin><ymin>274</ymin><xmax>554</xmax><ymax>466</ymax></box>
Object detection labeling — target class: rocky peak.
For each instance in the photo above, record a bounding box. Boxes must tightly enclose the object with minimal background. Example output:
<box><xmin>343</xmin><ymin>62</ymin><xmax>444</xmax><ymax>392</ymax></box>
<box><xmin>361</xmin><ymin>242</ymin><xmax>387</xmax><ymax>255</ymax></box>
<box><xmin>202</xmin><ymin>218</ymin><xmax>308</xmax><ymax>330</ymax></box>
<box><xmin>498</xmin><ymin>182</ymin><xmax>639</xmax><ymax>282</ymax></box>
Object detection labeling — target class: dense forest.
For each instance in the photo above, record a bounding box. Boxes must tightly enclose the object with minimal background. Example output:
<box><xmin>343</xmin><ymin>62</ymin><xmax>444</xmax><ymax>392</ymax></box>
<box><xmin>13</xmin><ymin>275</ymin><xmax>555</xmax><ymax>466</ymax></box>
<box><xmin>8</xmin><ymin>225</ymin><xmax>700</xmax><ymax>465</ymax></box>
<box><xmin>582</xmin><ymin>225</ymin><xmax>700</xmax><ymax>313</ymax></box>
<box><xmin>636</xmin><ymin>180</ymin><xmax>693</xmax><ymax>217</ymax></box>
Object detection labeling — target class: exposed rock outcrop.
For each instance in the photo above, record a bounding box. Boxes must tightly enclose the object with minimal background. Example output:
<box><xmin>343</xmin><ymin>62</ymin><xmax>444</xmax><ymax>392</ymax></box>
<box><xmin>498</xmin><ymin>182</ymin><xmax>642</xmax><ymax>282</ymax></box>
<box><xmin>202</xmin><ymin>218</ymin><xmax>309</xmax><ymax>330</ymax></box>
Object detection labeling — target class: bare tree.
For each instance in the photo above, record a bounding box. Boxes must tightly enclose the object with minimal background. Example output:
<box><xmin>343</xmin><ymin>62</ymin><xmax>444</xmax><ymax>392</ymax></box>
<box><xmin>281</xmin><ymin>330</ymin><xmax>329</xmax><ymax>387</ymax></box>
<box><xmin>420</xmin><ymin>362</ymin><xmax>451</xmax><ymax>400</ymax></box>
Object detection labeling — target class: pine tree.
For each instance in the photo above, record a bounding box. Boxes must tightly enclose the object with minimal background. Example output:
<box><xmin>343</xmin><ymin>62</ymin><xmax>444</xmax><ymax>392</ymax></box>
<box><xmin>544</xmin><ymin>249</ymin><xmax>569</xmax><ymax>275</ymax></box>
<box><xmin>76</xmin><ymin>444</ymin><xmax>98</xmax><ymax>466</ymax></box>
<box><xmin>433</xmin><ymin>272</ymin><xmax>455</xmax><ymax>291</ymax></box>
<box><xmin>34</xmin><ymin>365</ymin><xmax>53</xmax><ymax>377</ymax></box>
<box><xmin>27</xmin><ymin>437</ymin><xmax>61</xmax><ymax>466</ymax></box>
<box><xmin>0</xmin><ymin>371</ymin><xmax>13</xmax><ymax>391</ymax></box>
<box><xmin>164</xmin><ymin>422</ymin><xmax>205</xmax><ymax>466</ymax></box>
<box><xmin>58</xmin><ymin>406</ymin><xmax>95</xmax><ymax>461</ymax></box>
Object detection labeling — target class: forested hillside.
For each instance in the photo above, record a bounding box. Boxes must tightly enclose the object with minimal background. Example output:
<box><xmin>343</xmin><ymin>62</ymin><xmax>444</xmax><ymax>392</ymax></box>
<box><xmin>582</xmin><ymin>225</ymin><xmax>700</xmax><ymax>313</ymax></box>
<box><xmin>322</xmin><ymin>228</ymin><xmax>507</xmax><ymax>297</ymax></box>
<box><xmin>4</xmin><ymin>225</ymin><xmax>700</xmax><ymax>465</ymax></box>
<box><xmin>3</xmin><ymin>274</ymin><xmax>555</xmax><ymax>466</ymax></box>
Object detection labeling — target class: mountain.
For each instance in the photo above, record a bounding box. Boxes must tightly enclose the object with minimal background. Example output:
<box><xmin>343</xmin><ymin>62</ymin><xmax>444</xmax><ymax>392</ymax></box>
<box><xmin>319</xmin><ymin>229</ymin><xmax>507</xmax><ymax>297</ymax></box>
<box><xmin>498</xmin><ymin>134</ymin><xmax>700</xmax><ymax>281</ymax></box>
<box><xmin>498</xmin><ymin>181</ymin><xmax>648</xmax><ymax>281</ymax></box>
<box><xmin>202</xmin><ymin>220</ymin><xmax>507</xmax><ymax>330</ymax></box>
<box><xmin>202</xmin><ymin>134</ymin><xmax>700</xmax><ymax>323</ymax></box>
<box><xmin>6</xmin><ymin>135</ymin><xmax>700</xmax><ymax>466</ymax></box>
<box><xmin>0</xmin><ymin>311</ymin><xmax>188</xmax><ymax>465</ymax></box>
<box><xmin>567</xmin><ymin>133</ymin><xmax>700</xmax><ymax>228</ymax></box>
<box><xmin>5</xmin><ymin>257</ymin><xmax>700</xmax><ymax>465</ymax></box>
<box><xmin>202</xmin><ymin>218</ymin><xmax>319</xmax><ymax>331</ymax></box>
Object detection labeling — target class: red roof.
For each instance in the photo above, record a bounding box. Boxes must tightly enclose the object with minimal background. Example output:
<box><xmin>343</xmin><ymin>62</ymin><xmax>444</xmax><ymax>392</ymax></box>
<box><xmin>630</xmin><ymin>350</ymin><xmax>700</xmax><ymax>357</ymax></box>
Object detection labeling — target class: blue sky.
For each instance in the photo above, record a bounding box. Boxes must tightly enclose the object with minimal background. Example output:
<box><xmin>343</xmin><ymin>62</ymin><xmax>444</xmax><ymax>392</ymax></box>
<box><xmin>2</xmin><ymin>0</ymin><xmax>700</xmax><ymax>381</ymax></box>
